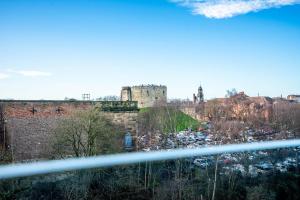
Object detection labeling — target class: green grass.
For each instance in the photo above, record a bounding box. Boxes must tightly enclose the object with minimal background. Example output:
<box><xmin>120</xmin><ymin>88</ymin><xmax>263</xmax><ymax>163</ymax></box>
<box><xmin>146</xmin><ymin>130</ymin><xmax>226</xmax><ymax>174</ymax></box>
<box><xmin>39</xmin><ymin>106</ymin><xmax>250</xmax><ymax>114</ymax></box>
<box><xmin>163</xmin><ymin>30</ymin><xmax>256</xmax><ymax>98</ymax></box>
<box><xmin>139</xmin><ymin>107</ymin><xmax>200</xmax><ymax>133</ymax></box>
<box><xmin>173</xmin><ymin>110</ymin><xmax>200</xmax><ymax>132</ymax></box>
<box><xmin>139</xmin><ymin>107</ymin><xmax>151</xmax><ymax>113</ymax></box>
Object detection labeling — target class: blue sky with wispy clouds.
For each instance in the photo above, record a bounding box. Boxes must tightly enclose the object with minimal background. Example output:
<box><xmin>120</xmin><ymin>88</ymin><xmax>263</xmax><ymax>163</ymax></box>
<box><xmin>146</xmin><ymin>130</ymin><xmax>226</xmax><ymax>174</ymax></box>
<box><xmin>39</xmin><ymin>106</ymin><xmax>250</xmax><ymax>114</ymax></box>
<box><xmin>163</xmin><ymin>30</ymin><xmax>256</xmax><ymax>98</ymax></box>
<box><xmin>0</xmin><ymin>0</ymin><xmax>300</xmax><ymax>100</ymax></box>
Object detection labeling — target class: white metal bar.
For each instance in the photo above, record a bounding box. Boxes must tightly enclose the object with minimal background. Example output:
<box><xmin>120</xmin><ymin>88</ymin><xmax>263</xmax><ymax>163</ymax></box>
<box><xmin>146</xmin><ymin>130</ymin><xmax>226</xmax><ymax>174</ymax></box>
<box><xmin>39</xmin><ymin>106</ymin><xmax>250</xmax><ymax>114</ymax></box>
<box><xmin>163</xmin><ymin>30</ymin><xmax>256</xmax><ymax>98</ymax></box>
<box><xmin>0</xmin><ymin>139</ymin><xmax>300</xmax><ymax>180</ymax></box>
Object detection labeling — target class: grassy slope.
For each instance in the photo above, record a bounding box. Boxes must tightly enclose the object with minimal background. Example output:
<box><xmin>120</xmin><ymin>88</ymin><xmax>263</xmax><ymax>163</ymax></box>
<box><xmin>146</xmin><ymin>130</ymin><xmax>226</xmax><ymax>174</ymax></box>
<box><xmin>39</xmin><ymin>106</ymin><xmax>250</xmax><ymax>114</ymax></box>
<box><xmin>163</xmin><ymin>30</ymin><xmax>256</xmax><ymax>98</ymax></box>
<box><xmin>139</xmin><ymin>107</ymin><xmax>200</xmax><ymax>133</ymax></box>
<box><xmin>174</xmin><ymin>111</ymin><xmax>200</xmax><ymax>132</ymax></box>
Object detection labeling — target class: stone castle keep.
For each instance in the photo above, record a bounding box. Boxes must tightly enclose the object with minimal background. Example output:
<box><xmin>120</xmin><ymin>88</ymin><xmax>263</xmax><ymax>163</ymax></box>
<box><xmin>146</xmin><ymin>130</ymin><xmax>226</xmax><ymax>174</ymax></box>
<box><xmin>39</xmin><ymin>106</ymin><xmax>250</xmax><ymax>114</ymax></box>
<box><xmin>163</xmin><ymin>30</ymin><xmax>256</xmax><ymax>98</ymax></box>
<box><xmin>121</xmin><ymin>85</ymin><xmax>167</xmax><ymax>108</ymax></box>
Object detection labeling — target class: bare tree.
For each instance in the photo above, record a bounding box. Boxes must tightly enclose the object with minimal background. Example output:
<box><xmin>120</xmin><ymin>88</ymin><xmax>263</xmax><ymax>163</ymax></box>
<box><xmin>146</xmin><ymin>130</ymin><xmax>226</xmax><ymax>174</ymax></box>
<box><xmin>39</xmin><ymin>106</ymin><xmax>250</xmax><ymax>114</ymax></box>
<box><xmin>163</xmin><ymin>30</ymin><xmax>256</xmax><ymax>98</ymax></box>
<box><xmin>53</xmin><ymin>108</ymin><xmax>122</xmax><ymax>158</ymax></box>
<box><xmin>96</xmin><ymin>95</ymin><xmax>120</xmax><ymax>101</ymax></box>
<box><xmin>272</xmin><ymin>102</ymin><xmax>300</xmax><ymax>135</ymax></box>
<box><xmin>225</xmin><ymin>88</ymin><xmax>238</xmax><ymax>98</ymax></box>
<box><xmin>212</xmin><ymin>156</ymin><xmax>219</xmax><ymax>200</ymax></box>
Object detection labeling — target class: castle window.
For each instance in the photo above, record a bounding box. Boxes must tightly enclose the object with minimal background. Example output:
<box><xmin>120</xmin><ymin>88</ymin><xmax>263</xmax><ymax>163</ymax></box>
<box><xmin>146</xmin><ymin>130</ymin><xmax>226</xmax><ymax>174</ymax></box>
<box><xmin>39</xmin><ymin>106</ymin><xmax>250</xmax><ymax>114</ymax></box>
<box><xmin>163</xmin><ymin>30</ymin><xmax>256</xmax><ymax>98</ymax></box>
<box><xmin>155</xmin><ymin>97</ymin><xmax>158</xmax><ymax>100</ymax></box>
<box><xmin>147</xmin><ymin>90</ymin><xmax>149</xmax><ymax>96</ymax></box>
<box><xmin>163</xmin><ymin>90</ymin><xmax>165</xmax><ymax>95</ymax></box>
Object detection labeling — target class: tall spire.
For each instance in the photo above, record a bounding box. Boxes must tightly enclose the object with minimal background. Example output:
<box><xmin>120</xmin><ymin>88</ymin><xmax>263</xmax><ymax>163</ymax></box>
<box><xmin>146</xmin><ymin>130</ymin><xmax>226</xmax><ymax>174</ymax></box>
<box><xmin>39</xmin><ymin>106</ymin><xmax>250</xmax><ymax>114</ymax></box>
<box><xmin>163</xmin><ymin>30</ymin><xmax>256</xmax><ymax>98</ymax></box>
<box><xmin>197</xmin><ymin>84</ymin><xmax>204</xmax><ymax>103</ymax></box>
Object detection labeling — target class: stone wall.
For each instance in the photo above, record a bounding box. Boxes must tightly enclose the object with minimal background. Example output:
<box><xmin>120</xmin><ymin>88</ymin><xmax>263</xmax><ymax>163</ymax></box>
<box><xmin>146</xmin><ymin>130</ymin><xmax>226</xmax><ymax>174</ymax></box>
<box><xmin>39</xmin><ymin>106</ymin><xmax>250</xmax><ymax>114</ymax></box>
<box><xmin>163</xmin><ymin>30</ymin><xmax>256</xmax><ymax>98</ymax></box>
<box><xmin>0</xmin><ymin>100</ymin><xmax>138</xmax><ymax>161</ymax></box>
<box><xmin>0</xmin><ymin>104</ymin><xmax>5</xmax><ymax>150</ymax></box>
<box><xmin>121</xmin><ymin>85</ymin><xmax>167</xmax><ymax>108</ymax></box>
<box><xmin>6</xmin><ymin>117</ymin><xmax>60</xmax><ymax>161</ymax></box>
<box><xmin>104</xmin><ymin>112</ymin><xmax>138</xmax><ymax>133</ymax></box>
<box><xmin>120</xmin><ymin>87</ymin><xmax>132</xmax><ymax>101</ymax></box>
<box><xmin>180</xmin><ymin>104</ymin><xmax>205</xmax><ymax>121</ymax></box>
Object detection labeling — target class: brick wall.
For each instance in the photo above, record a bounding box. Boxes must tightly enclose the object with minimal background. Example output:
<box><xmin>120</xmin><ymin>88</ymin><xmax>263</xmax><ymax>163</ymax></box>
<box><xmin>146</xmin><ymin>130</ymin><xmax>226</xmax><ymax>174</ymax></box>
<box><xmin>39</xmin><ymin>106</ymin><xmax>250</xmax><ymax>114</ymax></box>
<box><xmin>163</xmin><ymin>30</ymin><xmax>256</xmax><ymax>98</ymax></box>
<box><xmin>0</xmin><ymin>100</ymin><xmax>138</xmax><ymax>161</ymax></box>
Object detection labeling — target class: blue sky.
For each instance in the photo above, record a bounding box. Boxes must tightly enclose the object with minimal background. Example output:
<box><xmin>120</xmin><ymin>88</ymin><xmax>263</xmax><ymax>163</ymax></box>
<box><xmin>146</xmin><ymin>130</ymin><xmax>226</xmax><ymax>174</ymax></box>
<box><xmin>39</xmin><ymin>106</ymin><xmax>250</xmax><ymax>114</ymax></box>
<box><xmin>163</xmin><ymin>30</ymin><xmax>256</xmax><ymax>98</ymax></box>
<box><xmin>0</xmin><ymin>0</ymin><xmax>300</xmax><ymax>100</ymax></box>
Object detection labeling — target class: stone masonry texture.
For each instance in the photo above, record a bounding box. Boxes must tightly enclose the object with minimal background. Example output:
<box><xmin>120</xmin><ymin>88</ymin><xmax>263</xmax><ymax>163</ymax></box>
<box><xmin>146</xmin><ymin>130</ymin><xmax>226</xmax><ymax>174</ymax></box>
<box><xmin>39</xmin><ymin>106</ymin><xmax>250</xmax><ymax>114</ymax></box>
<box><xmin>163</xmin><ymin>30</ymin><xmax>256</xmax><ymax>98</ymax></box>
<box><xmin>0</xmin><ymin>100</ymin><xmax>138</xmax><ymax>161</ymax></box>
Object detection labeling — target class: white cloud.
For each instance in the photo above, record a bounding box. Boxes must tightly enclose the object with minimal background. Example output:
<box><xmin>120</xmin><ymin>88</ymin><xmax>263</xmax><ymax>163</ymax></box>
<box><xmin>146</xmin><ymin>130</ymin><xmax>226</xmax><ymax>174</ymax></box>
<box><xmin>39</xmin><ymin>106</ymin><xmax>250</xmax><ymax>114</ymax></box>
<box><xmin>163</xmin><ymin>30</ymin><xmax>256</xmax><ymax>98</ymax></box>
<box><xmin>7</xmin><ymin>69</ymin><xmax>52</xmax><ymax>77</ymax></box>
<box><xmin>0</xmin><ymin>73</ymin><xmax>10</xmax><ymax>80</ymax></box>
<box><xmin>16</xmin><ymin>70</ymin><xmax>52</xmax><ymax>77</ymax></box>
<box><xmin>171</xmin><ymin>0</ymin><xmax>300</xmax><ymax>19</ymax></box>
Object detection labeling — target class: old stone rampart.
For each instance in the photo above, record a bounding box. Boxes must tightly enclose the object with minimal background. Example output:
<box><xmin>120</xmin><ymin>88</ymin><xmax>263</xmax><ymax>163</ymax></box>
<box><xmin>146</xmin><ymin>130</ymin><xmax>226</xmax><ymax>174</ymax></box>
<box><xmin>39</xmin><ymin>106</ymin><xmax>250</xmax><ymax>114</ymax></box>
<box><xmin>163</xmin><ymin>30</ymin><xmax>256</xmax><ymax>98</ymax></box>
<box><xmin>0</xmin><ymin>100</ymin><xmax>138</xmax><ymax>161</ymax></box>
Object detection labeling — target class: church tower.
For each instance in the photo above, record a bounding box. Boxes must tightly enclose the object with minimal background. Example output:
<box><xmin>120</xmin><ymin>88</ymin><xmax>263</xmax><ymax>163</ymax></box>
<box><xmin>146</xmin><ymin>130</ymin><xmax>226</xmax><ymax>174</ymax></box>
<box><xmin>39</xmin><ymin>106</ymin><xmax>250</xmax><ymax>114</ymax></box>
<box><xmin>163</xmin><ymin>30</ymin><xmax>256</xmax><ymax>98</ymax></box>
<box><xmin>197</xmin><ymin>85</ymin><xmax>204</xmax><ymax>103</ymax></box>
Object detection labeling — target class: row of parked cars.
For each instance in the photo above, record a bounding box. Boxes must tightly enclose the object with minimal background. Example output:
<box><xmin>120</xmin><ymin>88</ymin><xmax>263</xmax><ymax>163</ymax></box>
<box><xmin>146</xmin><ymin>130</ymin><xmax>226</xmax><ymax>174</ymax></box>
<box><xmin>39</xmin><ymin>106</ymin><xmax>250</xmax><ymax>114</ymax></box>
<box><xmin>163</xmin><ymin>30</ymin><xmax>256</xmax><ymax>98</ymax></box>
<box><xmin>192</xmin><ymin>153</ymin><xmax>299</xmax><ymax>177</ymax></box>
<box><xmin>138</xmin><ymin>126</ymin><xmax>299</xmax><ymax>177</ymax></box>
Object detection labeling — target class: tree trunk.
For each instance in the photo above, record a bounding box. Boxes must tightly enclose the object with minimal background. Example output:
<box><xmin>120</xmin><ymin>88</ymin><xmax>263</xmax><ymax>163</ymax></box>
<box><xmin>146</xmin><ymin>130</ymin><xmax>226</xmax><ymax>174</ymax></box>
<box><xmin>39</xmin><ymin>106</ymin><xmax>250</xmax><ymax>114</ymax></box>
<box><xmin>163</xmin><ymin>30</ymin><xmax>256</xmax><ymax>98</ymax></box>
<box><xmin>212</xmin><ymin>156</ymin><xmax>219</xmax><ymax>200</ymax></box>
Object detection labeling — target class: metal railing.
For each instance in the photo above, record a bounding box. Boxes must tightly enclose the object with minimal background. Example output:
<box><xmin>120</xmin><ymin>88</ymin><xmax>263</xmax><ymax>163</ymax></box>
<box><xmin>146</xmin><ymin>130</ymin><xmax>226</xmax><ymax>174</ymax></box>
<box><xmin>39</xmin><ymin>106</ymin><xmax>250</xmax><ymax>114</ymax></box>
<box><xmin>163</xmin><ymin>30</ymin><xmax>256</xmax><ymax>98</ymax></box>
<box><xmin>0</xmin><ymin>139</ymin><xmax>299</xmax><ymax>180</ymax></box>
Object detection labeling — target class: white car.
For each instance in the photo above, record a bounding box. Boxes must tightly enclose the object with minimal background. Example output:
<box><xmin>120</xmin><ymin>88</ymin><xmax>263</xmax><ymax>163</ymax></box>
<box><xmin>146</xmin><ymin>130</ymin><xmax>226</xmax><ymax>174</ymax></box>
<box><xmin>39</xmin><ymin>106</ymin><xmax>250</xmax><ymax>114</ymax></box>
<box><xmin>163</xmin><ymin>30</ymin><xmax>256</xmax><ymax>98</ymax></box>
<box><xmin>275</xmin><ymin>163</ymin><xmax>287</xmax><ymax>172</ymax></box>
<box><xmin>193</xmin><ymin>159</ymin><xmax>210</xmax><ymax>168</ymax></box>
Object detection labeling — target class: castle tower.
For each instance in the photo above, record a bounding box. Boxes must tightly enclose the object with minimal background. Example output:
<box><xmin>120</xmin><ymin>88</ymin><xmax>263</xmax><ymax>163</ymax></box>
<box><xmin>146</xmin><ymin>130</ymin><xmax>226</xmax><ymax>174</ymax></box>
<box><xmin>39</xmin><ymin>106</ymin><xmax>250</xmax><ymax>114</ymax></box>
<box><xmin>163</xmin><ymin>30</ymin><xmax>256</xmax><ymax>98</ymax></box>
<box><xmin>121</xmin><ymin>85</ymin><xmax>167</xmax><ymax>108</ymax></box>
<box><xmin>121</xmin><ymin>87</ymin><xmax>132</xmax><ymax>101</ymax></box>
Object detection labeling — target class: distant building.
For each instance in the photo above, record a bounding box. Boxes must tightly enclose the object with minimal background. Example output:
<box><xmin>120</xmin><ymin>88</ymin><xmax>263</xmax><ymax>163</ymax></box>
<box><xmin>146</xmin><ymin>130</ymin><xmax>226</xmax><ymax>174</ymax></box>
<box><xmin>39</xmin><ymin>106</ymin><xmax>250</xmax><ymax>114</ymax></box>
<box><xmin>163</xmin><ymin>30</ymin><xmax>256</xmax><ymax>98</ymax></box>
<box><xmin>121</xmin><ymin>85</ymin><xmax>167</xmax><ymax>108</ymax></box>
<box><xmin>206</xmin><ymin>92</ymin><xmax>273</xmax><ymax>121</ymax></box>
<box><xmin>193</xmin><ymin>85</ymin><xmax>204</xmax><ymax>104</ymax></box>
<box><xmin>197</xmin><ymin>85</ymin><xmax>204</xmax><ymax>103</ymax></box>
<box><xmin>287</xmin><ymin>95</ymin><xmax>300</xmax><ymax>103</ymax></box>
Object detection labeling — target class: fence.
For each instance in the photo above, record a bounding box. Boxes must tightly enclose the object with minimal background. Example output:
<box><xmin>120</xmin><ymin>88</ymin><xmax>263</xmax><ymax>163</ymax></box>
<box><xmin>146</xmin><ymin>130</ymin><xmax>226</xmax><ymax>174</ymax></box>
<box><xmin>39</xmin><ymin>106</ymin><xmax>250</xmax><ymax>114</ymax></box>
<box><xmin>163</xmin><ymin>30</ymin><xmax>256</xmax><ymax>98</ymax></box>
<box><xmin>0</xmin><ymin>139</ymin><xmax>299</xmax><ymax>180</ymax></box>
